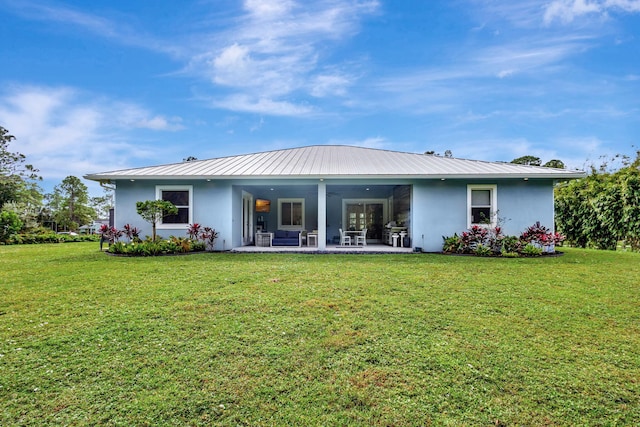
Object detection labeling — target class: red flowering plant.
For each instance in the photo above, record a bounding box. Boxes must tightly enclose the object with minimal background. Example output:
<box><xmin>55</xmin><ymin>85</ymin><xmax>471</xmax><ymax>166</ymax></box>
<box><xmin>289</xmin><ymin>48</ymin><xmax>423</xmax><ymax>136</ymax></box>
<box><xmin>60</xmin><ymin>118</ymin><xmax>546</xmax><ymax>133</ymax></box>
<box><xmin>187</xmin><ymin>223</ymin><xmax>202</xmax><ymax>240</ymax></box>
<box><xmin>443</xmin><ymin>217</ymin><xmax>563</xmax><ymax>256</ymax></box>
<box><xmin>99</xmin><ymin>224</ymin><xmax>122</xmax><ymax>243</ymax></box>
<box><xmin>520</xmin><ymin>221</ymin><xmax>565</xmax><ymax>253</ymax></box>
<box><xmin>199</xmin><ymin>226</ymin><xmax>219</xmax><ymax>251</ymax></box>
<box><xmin>185</xmin><ymin>223</ymin><xmax>218</xmax><ymax>251</ymax></box>
<box><xmin>122</xmin><ymin>224</ymin><xmax>141</xmax><ymax>243</ymax></box>
<box><xmin>456</xmin><ymin>224</ymin><xmax>505</xmax><ymax>254</ymax></box>
<box><xmin>99</xmin><ymin>224</ymin><xmax>123</xmax><ymax>250</ymax></box>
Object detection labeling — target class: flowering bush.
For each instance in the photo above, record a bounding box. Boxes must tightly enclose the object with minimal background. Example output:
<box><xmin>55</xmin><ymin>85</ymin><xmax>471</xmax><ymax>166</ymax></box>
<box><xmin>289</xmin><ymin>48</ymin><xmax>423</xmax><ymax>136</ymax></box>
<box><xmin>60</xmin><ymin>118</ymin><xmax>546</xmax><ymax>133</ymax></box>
<box><xmin>520</xmin><ymin>221</ymin><xmax>565</xmax><ymax>252</ymax></box>
<box><xmin>103</xmin><ymin>223</ymin><xmax>219</xmax><ymax>256</ymax></box>
<box><xmin>122</xmin><ymin>224</ymin><xmax>141</xmax><ymax>243</ymax></box>
<box><xmin>442</xmin><ymin>221</ymin><xmax>564</xmax><ymax>257</ymax></box>
<box><xmin>99</xmin><ymin>225</ymin><xmax>123</xmax><ymax>245</ymax></box>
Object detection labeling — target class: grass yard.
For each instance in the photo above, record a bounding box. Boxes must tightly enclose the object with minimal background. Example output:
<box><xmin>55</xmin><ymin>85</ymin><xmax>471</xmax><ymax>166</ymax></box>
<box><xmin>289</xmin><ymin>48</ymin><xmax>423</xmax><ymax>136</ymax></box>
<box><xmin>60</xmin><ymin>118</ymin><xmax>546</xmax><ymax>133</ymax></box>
<box><xmin>1</xmin><ymin>244</ymin><xmax>639</xmax><ymax>426</ymax></box>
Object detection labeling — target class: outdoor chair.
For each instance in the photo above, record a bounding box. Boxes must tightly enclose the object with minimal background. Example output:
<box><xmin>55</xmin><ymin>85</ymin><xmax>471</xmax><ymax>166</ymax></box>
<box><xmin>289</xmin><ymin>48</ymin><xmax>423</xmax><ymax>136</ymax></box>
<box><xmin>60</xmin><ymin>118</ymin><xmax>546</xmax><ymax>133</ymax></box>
<box><xmin>356</xmin><ymin>228</ymin><xmax>367</xmax><ymax>246</ymax></box>
<box><xmin>339</xmin><ymin>228</ymin><xmax>351</xmax><ymax>246</ymax></box>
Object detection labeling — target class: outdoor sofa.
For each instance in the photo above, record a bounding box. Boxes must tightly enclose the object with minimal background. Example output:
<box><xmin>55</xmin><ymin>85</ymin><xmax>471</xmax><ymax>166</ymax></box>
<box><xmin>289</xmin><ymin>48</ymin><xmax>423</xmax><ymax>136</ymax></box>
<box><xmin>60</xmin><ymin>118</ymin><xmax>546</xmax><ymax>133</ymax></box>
<box><xmin>271</xmin><ymin>230</ymin><xmax>302</xmax><ymax>246</ymax></box>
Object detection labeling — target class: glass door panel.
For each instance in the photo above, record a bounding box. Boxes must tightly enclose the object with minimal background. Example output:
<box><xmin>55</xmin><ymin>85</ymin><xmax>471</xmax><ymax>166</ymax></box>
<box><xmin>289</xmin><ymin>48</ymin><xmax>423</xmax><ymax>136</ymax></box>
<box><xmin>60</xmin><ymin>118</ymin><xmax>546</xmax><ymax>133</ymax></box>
<box><xmin>346</xmin><ymin>203</ymin><xmax>365</xmax><ymax>230</ymax></box>
<box><xmin>365</xmin><ymin>203</ymin><xmax>384</xmax><ymax>240</ymax></box>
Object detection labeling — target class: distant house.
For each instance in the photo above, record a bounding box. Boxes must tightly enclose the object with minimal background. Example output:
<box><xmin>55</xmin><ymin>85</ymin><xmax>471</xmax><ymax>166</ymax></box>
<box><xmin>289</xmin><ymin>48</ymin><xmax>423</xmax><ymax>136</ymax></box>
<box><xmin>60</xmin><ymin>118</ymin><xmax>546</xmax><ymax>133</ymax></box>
<box><xmin>78</xmin><ymin>218</ymin><xmax>109</xmax><ymax>234</ymax></box>
<box><xmin>84</xmin><ymin>145</ymin><xmax>585</xmax><ymax>252</ymax></box>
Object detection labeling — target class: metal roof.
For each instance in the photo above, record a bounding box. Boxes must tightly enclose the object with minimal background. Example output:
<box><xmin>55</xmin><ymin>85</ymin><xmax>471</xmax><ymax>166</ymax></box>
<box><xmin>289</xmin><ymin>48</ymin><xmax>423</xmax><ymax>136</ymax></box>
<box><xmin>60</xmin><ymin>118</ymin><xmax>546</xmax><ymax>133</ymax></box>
<box><xmin>85</xmin><ymin>145</ymin><xmax>586</xmax><ymax>181</ymax></box>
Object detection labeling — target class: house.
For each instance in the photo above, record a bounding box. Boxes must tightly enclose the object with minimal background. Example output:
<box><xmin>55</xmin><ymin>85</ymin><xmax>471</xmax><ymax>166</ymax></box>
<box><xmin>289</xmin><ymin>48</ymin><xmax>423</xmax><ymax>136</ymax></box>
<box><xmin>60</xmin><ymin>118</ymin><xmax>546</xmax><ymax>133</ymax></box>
<box><xmin>78</xmin><ymin>218</ymin><xmax>110</xmax><ymax>234</ymax></box>
<box><xmin>84</xmin><ymin>145</ymin><xmax>585</xmax><ymax>252</ymax></box>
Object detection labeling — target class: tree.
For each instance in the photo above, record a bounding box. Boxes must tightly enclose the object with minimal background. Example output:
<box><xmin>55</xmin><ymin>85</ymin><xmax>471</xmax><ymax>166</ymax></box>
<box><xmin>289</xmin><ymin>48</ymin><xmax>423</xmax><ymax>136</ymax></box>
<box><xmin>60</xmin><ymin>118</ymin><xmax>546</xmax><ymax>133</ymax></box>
<box><xmin>424</xmin><ymin>150</ymin><xmax>453</xmax><ymax>157</ymax></box>
<box><xmin>555</xmin><ymin>151</ymin><xmax>640</xmax><ymax>251</ymax></box>
<box><xmin>543</xmin><ymin>159</ymin><xmax>565</xmax><ymax>169</ymax></box>
<box><xmin>511</xmin><ymin>155</ymin><xmax>542</xmax><ymax>166</ymax></box>
<box><xmin>90</xmin><ymin>186</ymin><xmax>114</xmax><ymax>219</ymax></box>
<box><xmin>0</xmin><ymin>210</ymin><xmax>22</xmax><ymax>243</ymax></box>
<box><xmin>0</xmin><ymin>126</ymin><xmax>42</xmax><ymax>209</ymax></box>
<box><xmin>135</xmin><ymin>200</ymin><xmax>178</xmax><ymax>241</ymax></box>
<box><xmin>47</xmin><ymin>176</ymin><xmax>95</xmax><ymax>231</ymax></box>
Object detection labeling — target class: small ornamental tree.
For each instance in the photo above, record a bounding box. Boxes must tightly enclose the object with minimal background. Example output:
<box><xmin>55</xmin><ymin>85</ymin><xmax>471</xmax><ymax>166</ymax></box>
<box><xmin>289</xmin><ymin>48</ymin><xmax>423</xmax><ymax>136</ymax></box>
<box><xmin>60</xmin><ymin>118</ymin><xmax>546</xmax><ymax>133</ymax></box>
<box><xmin>135</xmin><ymin>200</ymin><xmax>178</xmax><ymax>241</ymax></box>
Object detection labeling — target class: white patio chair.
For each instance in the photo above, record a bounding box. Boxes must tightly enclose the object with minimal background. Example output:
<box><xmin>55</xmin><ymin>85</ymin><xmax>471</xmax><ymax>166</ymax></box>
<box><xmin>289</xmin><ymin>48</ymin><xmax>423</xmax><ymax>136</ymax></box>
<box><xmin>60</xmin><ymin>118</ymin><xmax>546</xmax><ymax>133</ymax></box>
<box><xmin>356</xmin><ymin>228</ymin><xmax>367</xmax><ymax>246</ymax></box>
<box><xmin>339</xmin><ymin>228</ymin><xmax>351</xmax><ymax>246</ymax></box>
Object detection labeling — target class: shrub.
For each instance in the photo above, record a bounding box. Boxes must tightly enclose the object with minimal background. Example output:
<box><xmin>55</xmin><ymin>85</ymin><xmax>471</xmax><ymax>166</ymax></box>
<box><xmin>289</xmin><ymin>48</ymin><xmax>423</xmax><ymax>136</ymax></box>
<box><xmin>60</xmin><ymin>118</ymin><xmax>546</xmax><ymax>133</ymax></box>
<box><xmin>442</xmin><ymin>221</ymin><xmax>564</xmax><ymax>257</ymax></box>
<box><xmin>522</xmin><ymin>243</ymin><xmax>543</xmax><ymax>257</ymax></box>
<box><xmin>122</xmin><ymin>224</ymin><xmax>141</xmax><ymax>243</ymax></box>
<box><xmin>442</xmin><ymin>234</ymin><xmax>463</xmax><ymax>253</ymax></box>
<box><xmin>460</xmin><ymin>225</ymin><xmax>489</xmax><ymax>252</ymax></box>
<box><xmin>500</xmin><ymin>235</ymin><xmax>521</xmax><ymax>253</ymax></box>
<box><xmin>104</xmin><ymin>223</ymin><xmax>218</xmax><ymax>256</ymax></box>
<box><xmin>0</xmin><ymin>211</ymin><xmax>23</xmax><ymax>243</ymax></box>
<box><xmin>473</xmin><ymin>244</ymin><xmax>492</xmax><ymax>256</ymax></box>
<box><xmin>520</xmin><ymin>221</ymin><xmax>564</xmax><ymax>252</ymax></box>
<box><xmin>191</xmin><ymin>241</ymin><xmax>206</xmax><ymax>252</ymax></box>
<box><xmin>3</xmin><ymin>232</ymin><xmax>100</xmax><ymax>245</ymax></box>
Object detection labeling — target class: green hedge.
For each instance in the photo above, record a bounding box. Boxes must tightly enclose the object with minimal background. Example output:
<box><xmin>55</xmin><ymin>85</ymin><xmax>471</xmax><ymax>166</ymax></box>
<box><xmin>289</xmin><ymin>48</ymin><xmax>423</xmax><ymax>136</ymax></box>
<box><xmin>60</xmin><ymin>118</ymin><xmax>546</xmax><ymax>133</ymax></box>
<box><xmin>4</xmin><ymin>233</ymin><xmax>101</xmax><ymax>245</ymax></box>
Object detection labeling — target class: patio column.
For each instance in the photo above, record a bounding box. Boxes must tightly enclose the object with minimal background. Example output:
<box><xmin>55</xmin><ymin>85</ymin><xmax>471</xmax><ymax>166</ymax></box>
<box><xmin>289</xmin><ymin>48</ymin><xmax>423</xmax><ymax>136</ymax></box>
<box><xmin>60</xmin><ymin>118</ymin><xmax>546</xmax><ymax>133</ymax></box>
<box><xmin>318</xmin><ymin>181</ymin><xmax>326</xmax><ymax>251</ymax></box>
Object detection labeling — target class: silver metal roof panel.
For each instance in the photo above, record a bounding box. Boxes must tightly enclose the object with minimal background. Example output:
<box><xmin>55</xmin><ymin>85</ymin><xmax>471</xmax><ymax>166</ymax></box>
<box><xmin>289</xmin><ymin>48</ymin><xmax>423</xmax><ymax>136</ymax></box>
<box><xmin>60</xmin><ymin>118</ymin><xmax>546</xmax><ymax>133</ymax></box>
<box><xmin>85</xmin><ymin>145</ymin><xmax>586</xmax><ymax>181</ymax></box>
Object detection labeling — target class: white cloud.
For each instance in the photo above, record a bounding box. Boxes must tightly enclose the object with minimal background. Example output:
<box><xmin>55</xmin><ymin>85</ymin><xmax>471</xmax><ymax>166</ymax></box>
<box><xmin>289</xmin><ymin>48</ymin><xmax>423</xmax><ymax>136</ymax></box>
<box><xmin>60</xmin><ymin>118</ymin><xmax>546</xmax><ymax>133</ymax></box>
<box><xmin>0</xmin><ymin>85</ymin><xmax>183</xmax><ymax>187</ymax></box>
<box><xmin>310</xmin><ymin>73</ymin><xmax>352</xmax><ymax>97</ymax></box>
<box><xmin>326</xmin><ymin>136</ymin><xmax>392</xmax><ymax>151</ymax></box>
<box><xmin>3</xmin><ymin>0</ymin><xmax>181</xmax><ymax>56</ymax></box>
<box><xmin>5</xmin><ymin>0</ymin><xmax>378</xmax><ymax>116</ymax></box>
<box><xmin>497</xmin><ymin>69</ymin><xmax>516</xmax><ymax>78</ymax></box>
<box><xmin>243</xmin><ymin>0</ymin><xmax>295</xmax><ymax>18</ymax></box>
<box><xmin>115</xmin><ymin>104</ymin><xmax>184</xmax><ymax>131</ymax></box>
<box><xmin>191</xmin><ymin>0</ymin><xmax>379</xmax><ymax>114</ymax></box>
<box><xmin>211</xmin><ymin>43</ymin><xmax>253</xmax><ymax>86</ymax></box>
<box><xmin>211</xmin><ymin>94</ymin><xmax>314</xmax><ymax>116</ymax></box>
<box><xmin>544</xmin><ymin>0</ymin><xmax>603</xmax><ymax>23</ymax></box>
<box><xmin>543</xmin><ymin>0</ymin><xmax>640</xmax><ymax>24</ymax></box>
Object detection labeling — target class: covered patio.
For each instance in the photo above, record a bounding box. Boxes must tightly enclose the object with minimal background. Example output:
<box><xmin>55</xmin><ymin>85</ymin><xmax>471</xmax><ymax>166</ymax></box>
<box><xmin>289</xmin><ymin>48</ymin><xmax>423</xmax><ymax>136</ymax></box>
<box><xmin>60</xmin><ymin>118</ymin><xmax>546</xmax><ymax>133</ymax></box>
<box><xmin>237</xmin><ymin>182</ymin><xmax>412</xmax><ymax>252</ymax></box>
<box><xmin>231</xmin><ymin>243</ymin><xmax>415</xmax><ymax>254</ymax></box>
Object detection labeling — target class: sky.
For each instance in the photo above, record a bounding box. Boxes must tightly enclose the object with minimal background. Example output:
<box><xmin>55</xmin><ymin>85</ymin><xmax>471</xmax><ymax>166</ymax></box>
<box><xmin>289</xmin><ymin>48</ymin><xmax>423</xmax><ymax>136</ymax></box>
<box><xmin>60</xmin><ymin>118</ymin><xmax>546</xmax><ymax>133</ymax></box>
<box><xmin>1</xmin><ymin>0</ymin><xmax>639</xmax><ymax>196</ymax></box>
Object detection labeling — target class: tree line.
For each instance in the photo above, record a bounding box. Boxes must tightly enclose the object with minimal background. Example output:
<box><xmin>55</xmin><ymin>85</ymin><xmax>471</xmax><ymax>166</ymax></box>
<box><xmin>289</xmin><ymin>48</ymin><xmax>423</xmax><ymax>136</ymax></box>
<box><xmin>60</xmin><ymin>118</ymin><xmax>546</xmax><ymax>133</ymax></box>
<box><xmin>1</xmin><ymin>126</ymin><xmax>112</xmax><ymax>238</ymax></box>
<box><xmin>555</xmin><ymin>152</ymin><xmax>640</xmax><ymax>251</ymax></box>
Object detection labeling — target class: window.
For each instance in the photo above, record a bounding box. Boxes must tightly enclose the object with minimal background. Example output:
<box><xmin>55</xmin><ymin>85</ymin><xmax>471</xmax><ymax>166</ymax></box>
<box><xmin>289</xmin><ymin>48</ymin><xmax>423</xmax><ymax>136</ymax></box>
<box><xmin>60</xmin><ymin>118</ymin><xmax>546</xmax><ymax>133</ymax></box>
<box><xmin>156</xmin><ymin>185</ymin><xmax>193</xmax><ymax>227</ymax></box>
<box><xmin>278</xmin><ymin>198</ymin><xmax>304</xmax><ymax>229</ymax></box>
<box><xmin>467</xmin><ymin>185</ymin><xmax>497</xmax><ymax>227</ymax></box>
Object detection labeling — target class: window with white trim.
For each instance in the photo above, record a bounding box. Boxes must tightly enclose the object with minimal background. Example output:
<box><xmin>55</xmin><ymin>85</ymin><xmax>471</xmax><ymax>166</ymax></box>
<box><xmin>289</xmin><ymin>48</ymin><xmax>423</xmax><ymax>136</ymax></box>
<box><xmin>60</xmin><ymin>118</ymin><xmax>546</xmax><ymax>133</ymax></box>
<box><xmin>278</xmin><ymin>198</ymin><xmax>304</xmax><ymax>229</ymax></box>
<box><xmin>467</xmin><ymin>185</ymin><xmax>497</xmax><ymax>227</ymax></box>
<box><xmin>156</xmin><ymin>185</ymin><xmax>193</xmax><ymax>227</ymax></box>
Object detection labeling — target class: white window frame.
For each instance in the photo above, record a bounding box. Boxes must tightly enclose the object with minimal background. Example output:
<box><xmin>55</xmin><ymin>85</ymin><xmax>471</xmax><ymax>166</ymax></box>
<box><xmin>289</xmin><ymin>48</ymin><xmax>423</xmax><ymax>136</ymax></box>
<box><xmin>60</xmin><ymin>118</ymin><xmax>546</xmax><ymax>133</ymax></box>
<box><xmin>155</xmin><ymin>185</ymin><xmax>193</xmax><ymax>229</ymax></box>
<box><xmin>467</xmin><ymin>184</ymin><xmax>497</xmax><ymax>228</ymax></box>
<box><xmin>277</xmin><ymin>198</ymin><xmax>305</xmax><ymax>230</ymax></box>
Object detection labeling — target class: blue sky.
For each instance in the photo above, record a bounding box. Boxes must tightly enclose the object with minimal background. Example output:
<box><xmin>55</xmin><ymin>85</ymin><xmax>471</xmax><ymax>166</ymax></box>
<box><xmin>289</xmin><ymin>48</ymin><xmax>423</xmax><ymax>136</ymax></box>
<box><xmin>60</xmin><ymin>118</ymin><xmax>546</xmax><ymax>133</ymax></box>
<box><xmin>1</xmin><ymin>0</ymin><xmax>639</xmax><ymax>195</ymax></box>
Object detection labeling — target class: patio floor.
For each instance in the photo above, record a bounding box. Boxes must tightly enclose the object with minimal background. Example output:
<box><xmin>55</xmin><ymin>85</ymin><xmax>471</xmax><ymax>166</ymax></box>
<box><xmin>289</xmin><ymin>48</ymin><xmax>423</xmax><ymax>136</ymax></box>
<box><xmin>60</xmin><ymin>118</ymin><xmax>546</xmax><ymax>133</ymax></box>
<box><xmin>231</xmin><ymin>244</ymin><xmax>416</xmax><ymax>254</ymax></box>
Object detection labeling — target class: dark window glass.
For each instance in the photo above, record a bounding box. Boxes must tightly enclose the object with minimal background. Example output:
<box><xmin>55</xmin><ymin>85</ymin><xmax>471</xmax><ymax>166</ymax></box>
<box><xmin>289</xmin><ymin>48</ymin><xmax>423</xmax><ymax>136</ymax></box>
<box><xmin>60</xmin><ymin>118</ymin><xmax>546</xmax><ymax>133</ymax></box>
<box><xmin>163</xmin><ymin>208</ymin><xmax>189</xmax><ymax>224</ymax></box>
<box><xmin>471</xmin><ymin>207</ymin><xmax>491</xmax><ymax>224</ymax></box>
<box><xmin>162</xmin><ymin>190</ymin><xmax>189</xmax><ymax>206</ymax></box>
<box><xmin>282</xmin><ymin>202</ymin><xmax>292</xmax><ymax>225</ymax></box>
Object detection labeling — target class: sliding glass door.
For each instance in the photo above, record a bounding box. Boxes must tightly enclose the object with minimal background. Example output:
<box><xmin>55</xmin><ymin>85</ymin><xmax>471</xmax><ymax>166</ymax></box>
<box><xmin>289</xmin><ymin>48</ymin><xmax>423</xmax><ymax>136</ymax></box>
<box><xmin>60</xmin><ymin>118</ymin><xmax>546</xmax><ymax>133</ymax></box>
<box><xmin>343</xmin><ymin>200</ymin><xmax>386</xmax><ymax>241</ymax></box>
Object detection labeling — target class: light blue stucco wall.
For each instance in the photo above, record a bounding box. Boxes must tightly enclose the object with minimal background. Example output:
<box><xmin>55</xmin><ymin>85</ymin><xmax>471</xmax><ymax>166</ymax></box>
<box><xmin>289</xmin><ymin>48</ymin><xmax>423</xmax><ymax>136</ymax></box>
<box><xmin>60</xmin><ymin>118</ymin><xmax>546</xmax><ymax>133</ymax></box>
<box><xmin>114</xmin><ymin>179</ymin><xmax>233</xmax><ymax>251</ymax></box>
<box><xmin>113</xmin><ymin>177</ymin><xmax>555</xmax><ymax>252</ymax></box>
<box><xmin>411</xmin><ymin>179</ymin><xmax>555</xmax><ymax>252</ymax></box>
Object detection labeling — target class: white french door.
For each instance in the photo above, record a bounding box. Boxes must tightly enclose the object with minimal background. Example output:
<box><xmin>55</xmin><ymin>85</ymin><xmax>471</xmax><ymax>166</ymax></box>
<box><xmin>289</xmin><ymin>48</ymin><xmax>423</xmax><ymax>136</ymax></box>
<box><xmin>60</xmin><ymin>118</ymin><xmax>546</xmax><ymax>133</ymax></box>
<box><xmin>342</xmin><ymin>199</ymin><xmax>387</xmax><ymax>241</ymax></box>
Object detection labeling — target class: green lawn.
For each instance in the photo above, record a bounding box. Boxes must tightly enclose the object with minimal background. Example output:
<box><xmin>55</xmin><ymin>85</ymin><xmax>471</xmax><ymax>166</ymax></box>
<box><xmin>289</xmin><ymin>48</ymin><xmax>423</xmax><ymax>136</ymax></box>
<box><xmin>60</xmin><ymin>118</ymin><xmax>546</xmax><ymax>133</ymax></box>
<box><xmin>1</xmin><ymin>244</ymin><xmax>639</xmax><ymax>426</ymax></box>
